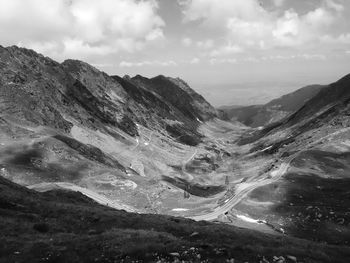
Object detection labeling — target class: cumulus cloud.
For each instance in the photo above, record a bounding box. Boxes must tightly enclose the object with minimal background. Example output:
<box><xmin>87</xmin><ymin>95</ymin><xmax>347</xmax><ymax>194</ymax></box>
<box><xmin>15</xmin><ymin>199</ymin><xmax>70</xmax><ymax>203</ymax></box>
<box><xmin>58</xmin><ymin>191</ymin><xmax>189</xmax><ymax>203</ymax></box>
<box><xmin>0</xmin><ymin>0</ymin><xmax>164</xmax><ymax>61</ymax></box>
<box><xmin>196</xmin><ymin>39</ymin><xmax>214</xmax><ymax>49</ymax></box>
<box><xmin>321</xmin><ymin>33</ymin><xmax>350</xmax><ymax>44</ymax></box>
<box><xmin>325</xmin><ymin>0</ymin><xmax>344</xmax><ymax>12</ymax></box>
<box><xmin>210</xmin><ymin>43</ymin><xmax>243</xmax><ymax>57</ymax></box>
<box><xmin>179</xmin><ymin>0</ymin><xmax>267</xmax><ymax>26</ymax></box>
<box><xmin>189</xmin><ymin>57</ymin><xmax>200</xmax><ymax>64</ymax></box>
<box><xmin>272</xmin><ymin>5</ymin><xmax>341</xmax><ymax>47</ymax></box>
<box><xmin>119</xmin><ymin>60</ymin><xmax>177</xmax><ymax>67</ymax></box>
<box><xmin>209</xmin><ymin>58</ymin><xmax>237</xmax><ymax>65</ymax></box>
<box><xmin>261</xmin><ymin>54</ymin><xmax>327</xmax><ymax>61</ymax></box>
<box><xmin>182</xmin><ymin>37</ymin><xmax>193</xmax><ymax>47</ymax></box>
<box><xmin>180</xmin><ymin>0</ymin><xmax>347</xmax><ymax>52</ymax></box>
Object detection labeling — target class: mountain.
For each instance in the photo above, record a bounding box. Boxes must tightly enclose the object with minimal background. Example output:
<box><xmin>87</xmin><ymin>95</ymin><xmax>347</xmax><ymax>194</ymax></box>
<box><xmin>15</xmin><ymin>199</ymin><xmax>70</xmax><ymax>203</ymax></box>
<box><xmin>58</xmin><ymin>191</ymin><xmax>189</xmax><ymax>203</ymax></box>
<box><xmin>130</xmin><ymin>75</ymin><xmax>218</xmax><ymax>121</ymax></box>
<box><xmin>221</xmin><ymin>85</ymin><xmax>324</xmax><ymax>127</ymax></box>
<box><xmin>239</xmin><ymin>73</ymin><xmax>350</xmax><ymax>147</ymax></box>
<box><xmin>232</xmin><ymin>74</ymin><xmax>350</xmax><ymax>247</ymax></box>
<box><xmin>0</xmin><ymin>45</ymin><xmax>228</xmax><ymax>214</ymax></box>
<box><xmin>0</xmin><ymin>45</ymin><xmax>217</xmax><ymax>145</ymax></box>
<box><xmin>1</xmin><ymin>45</ymin><xmax>350</xmax><ymax>262</ymax></box>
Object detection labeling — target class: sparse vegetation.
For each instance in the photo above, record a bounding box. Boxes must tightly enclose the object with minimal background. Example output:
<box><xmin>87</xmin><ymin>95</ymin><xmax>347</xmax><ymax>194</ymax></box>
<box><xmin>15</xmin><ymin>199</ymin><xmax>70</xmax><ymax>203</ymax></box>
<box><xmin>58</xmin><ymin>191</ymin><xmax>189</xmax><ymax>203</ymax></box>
<box><xmin>1</xmin><ymin>176</ymin><xmax>350</xmax><ymax>262</ymax></box>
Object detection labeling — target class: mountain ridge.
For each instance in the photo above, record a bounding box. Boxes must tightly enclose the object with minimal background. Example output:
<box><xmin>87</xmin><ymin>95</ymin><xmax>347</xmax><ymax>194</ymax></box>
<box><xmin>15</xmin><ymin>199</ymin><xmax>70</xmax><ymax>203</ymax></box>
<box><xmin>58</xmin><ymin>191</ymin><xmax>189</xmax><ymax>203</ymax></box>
<box><xmin>221</xmin><ymin>84</ymin><xmax>325</xmax><ymax>127</ymax></box>
<box><xmin>0</xmin><ymin>45</ymin><xmax>217</xmax><ymax>145</ymax></box>
<box><xmin>1</xmin><ymin>45</ymin><xmax>350</xmax><ymax>262</ymax></box>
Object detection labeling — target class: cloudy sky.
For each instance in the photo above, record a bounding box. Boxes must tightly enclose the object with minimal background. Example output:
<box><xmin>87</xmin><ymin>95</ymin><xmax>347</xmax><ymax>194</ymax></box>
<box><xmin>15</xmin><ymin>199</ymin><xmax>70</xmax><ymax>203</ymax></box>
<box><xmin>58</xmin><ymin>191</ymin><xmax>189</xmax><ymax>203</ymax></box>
<box><xmin>1</xmin><ymin>0</ymin><xmax>350</xmax><ymax>106</ymax></box>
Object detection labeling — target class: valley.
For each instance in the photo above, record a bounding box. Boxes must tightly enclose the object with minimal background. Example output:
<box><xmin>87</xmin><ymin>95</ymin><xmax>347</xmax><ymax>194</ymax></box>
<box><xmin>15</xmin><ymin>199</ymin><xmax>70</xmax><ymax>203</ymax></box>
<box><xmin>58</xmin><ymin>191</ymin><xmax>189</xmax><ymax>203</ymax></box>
<box><xmin>1</xmin><ymin>45</ymin><xmax>350</xmax><ymax>262</ymax></box>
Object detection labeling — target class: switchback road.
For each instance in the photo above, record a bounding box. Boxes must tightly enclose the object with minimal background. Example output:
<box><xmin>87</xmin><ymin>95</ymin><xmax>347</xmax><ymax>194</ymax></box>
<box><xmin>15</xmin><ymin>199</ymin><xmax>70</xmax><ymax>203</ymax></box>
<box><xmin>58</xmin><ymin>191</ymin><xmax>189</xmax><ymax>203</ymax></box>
<box><xmin>188</xmin><ymin>157</ymin><xmax>293</xmax><ymax>221</ymax></box>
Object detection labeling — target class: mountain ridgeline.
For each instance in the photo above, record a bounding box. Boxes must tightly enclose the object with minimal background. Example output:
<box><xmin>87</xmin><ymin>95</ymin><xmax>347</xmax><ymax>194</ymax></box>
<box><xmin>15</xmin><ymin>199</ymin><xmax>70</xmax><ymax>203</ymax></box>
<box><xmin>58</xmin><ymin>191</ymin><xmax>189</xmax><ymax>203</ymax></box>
<box><xmin>220</xmin><ymin>84</ymin><xmax>325</xmax><ymax>127</ymax></box>
<box><xmin>238</xmin><ymin>73</ymin><xmax>350</xmax><ymax>147</ymax></box>
<box><xmin>0</xmin><ymin>45</ymin><xmax>218</xmax><ymax>146</ymax></box>
<box><xmin>1</xmin><ymin>45</ymin><xmax>350</xmax><ymax>262</ymax></box>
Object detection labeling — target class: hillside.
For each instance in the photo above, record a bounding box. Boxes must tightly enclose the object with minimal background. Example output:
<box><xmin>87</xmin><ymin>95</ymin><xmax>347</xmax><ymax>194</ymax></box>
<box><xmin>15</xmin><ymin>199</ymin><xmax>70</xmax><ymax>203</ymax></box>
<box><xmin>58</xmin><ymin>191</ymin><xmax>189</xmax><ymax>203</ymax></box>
<box><xmin>2</xmin><ymin>175</ymin><xmax>350</xmax><ymax>263</ymax></box>
<box><xmin>232</xmin><ymin>75</ymin><xmax>350</xmax><ymax>247</ymax></box>
<box><xmin>0</xmin><ymin>45</ymin><xmax>217</xmax><ymax>145</ymax></box>
<box><xmin>0</xmin><ymin>45</ymin><xmax>229</xmax><ymax>215</ymax></box>
<box><xmin>238</xmin><ymin>73</ymin><xmax>350</xmax><ymax>146</ymax></box>
<box><xmin>1</xmin><ymin>45</ymin><xmax>350</xmax><ymax>262</ymax></box>
<box><xmin>221</xmin><ymin>85</ymin><xmax>324</xmax><ymax>127</ymax></box>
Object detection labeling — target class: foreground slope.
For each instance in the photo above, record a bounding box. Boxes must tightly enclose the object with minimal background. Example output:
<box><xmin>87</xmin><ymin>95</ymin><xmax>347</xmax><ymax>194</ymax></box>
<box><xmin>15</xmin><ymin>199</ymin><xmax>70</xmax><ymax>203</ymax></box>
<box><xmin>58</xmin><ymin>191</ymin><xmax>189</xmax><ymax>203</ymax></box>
<box><xmin>1</xmin><ymin>175</ymin><xmax>350</xmax><ymax>263</ymax></box>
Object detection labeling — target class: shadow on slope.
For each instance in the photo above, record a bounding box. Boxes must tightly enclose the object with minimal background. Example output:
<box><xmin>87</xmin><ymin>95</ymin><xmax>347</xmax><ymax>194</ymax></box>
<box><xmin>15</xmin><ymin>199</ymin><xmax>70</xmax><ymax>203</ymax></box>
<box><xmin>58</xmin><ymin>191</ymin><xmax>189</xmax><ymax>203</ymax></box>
<box><xmin>236</xmin><ymin>150</ymin><xmax>350</xmax><ymax>245</ymax></box>
<box><xmin>0</xmin><ymin>143</ymin><xmax>89</xmax><ymax>183</ymax></box>
<box><xmin>162</xmin><ymin>175</ymin><xmax>226</xmax><ymax>197</ymax></box>
<box><xmin>1</xmin><ymin>175</ymin><xmax>350</xmax><ymax>262</ymax></box>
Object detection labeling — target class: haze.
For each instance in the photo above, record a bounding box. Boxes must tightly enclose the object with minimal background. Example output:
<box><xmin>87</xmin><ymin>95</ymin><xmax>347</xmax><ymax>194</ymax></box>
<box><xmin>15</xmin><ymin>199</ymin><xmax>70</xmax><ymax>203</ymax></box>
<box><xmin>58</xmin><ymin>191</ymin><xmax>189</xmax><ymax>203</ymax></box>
<box><xmin>0</xmin><ymin>0</ymin><xmax>349</xmax><ymax>106</ymax></box>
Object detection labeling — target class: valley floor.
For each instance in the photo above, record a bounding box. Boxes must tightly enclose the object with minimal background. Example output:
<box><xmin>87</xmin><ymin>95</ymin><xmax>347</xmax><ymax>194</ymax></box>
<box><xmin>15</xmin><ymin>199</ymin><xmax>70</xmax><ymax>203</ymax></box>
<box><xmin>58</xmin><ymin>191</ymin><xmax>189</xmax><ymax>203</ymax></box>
<box><xmin>1</xmin><ymin>117</ymin><xmax>350</xmax><ymax>261</ymax></box>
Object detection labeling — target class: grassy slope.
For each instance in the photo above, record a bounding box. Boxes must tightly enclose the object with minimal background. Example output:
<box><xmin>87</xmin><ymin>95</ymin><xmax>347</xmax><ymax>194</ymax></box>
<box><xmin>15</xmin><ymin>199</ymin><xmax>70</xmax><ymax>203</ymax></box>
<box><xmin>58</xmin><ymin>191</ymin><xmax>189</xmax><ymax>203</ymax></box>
<box><xmin>1</xmin><ymin>176</ymin><xmax>350</xmax><ymax>263</ymax></box>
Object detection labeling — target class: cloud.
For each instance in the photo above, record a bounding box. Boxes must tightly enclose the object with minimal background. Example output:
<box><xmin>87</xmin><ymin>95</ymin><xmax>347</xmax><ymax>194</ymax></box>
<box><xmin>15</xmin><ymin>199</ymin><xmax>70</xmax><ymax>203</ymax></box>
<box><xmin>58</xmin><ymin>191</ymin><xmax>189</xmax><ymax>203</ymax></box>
<box><xmin>189</xmin><ymin>57</ymin><xmax>200</xmax><ymax>64</ymax></box>
<box><xmin>321</xmin><ymin>33</ymin><xmax>350</xmax><ymax>44</ymax></box>
<box><xmin>196</xmin><ymin>39</ymin><xmax>214</xmax><ymax>49</ymax></box>
<box><xmin>325</xmin><ymin>0</ymin><xmax>344</xmax><ymax>12</ymax></box>
<box><xmin>119</xmin><ymin>60</ymin><xmax>177</xmax><ymax>67</ymax></box>
<box><xmin>272</xmin><ymin>6</ymin><xmax>340</xmax><ymax>47</ymax></box>
<box><xmin>180</xmin><ymin>0</ymin><xmax>346</xmax><ymax>52</ymax></box>
<box><xmin>261</xmin><ymin>54</ymin><xmax>327</xmax><ymax>61</ymax></box>
<box><xmin>183</xmin><ymin>37</ymin><xmax>214</xmax><ymax>50</ymax></box>
<box><xmin>209</xmin><ymin>58</ymin><xmax>237</xmax><ymax>65</ymax></box>
<box><xmin>179</xmin><ymin>0</ymin><xmax>267</xmax><ymax>26</ymax></box>
<box><xmin>0</xmin><ymin>0</ymin><xmax>164</xmax><ymax>61</ymax></box>
<box><xmin>272</xmin><ymin>0</ymin><xmax>285</xmax><ymax>7</ymax></box>
<box><xmin>209</xmin><ymin>53</ymin><xmax>327</xmax><ymax>65</ymax></box>
<box><xmin>182</xmin><ymin>37</ymin><xmax>193</xmax><ymax>47</ymax></box>
<box><xmin>209</xmin><ymin>43</ymin><xmax>243</xmax><ymax>57</ymax></box>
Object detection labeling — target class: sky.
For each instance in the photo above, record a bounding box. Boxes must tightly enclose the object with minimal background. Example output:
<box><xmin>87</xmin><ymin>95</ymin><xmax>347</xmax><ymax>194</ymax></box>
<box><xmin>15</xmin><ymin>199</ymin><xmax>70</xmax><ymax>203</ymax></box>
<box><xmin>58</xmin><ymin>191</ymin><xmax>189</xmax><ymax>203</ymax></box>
<box><xmin>0</xmin><ymin>0</ymin><xmax>350</xmax><ymax>106</ymax></box>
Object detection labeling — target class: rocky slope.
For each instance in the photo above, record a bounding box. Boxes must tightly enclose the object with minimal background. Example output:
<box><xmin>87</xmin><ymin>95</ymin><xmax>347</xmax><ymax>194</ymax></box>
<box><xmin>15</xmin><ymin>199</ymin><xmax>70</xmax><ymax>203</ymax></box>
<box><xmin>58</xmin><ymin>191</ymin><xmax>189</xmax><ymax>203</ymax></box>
<box><xmin>221</xmin><ymin>85</ymin><xmax>324</xmax><ymax>127</ymax></box>
<box><xmin>2</xmin><ymin>45</ymin><xmax>350</xmax><ymax>262</ymax></box>
<box><xmin>238</xmin><ymin>73</ymin><xmax>350</xmax><ymax>147</ymax></box>
<box><xmin>231</xmin><ymin>75</ymin><xmax>350</xmax><ymax>248</ymax></box>
<box><xmin>0</xmin><ymin>45</ymin><xmax>217</xmax><ymax>145</ymax></box>
<box><xmin>0</xmin><ymin>45</ymin><xmax>228</xmax><ymax>214</ymax></box>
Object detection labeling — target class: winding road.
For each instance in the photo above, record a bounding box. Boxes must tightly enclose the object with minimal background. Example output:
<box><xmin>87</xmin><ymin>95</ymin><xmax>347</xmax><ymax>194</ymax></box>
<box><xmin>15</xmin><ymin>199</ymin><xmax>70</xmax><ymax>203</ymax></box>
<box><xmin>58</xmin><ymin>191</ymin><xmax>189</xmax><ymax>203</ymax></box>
<box><xmin>188</xmin><ymin>127</ymin><xmax>350</xmax><ymax>221</ymax></box>
<box><xmin>188</xmin><ymin>157</ymin><xmax>294</xmax><ymax>221</ymax></box>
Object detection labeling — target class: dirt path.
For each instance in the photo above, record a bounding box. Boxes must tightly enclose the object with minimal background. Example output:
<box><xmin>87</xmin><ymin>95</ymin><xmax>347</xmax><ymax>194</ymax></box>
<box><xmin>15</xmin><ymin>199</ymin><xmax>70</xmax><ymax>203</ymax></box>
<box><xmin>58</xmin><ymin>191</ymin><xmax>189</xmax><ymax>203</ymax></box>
<box><xmin>181</xmin><ymin>150</ymin><xmax>197</xmax><ymax>181</ymax></box>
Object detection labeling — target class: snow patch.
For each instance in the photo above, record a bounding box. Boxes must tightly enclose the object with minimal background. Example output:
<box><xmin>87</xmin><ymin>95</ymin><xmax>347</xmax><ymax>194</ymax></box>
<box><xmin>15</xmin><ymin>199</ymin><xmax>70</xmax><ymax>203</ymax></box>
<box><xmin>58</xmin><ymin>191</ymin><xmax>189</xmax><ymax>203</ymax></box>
<box><xmin>172</xmin><ymin>208</ymin><xmax>189</xmax><ymax>212</ymax></box>
<box><xmin>237</xmin><ymin>215</ymin><xmax>266</xmax><ymax>224</ymax></box>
